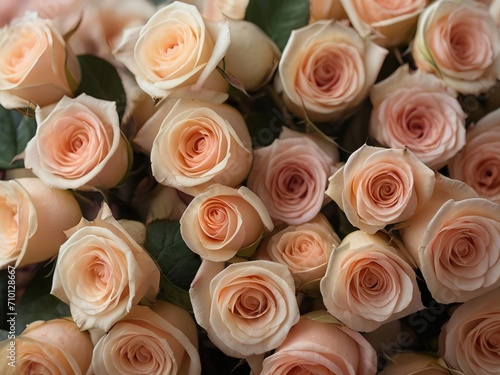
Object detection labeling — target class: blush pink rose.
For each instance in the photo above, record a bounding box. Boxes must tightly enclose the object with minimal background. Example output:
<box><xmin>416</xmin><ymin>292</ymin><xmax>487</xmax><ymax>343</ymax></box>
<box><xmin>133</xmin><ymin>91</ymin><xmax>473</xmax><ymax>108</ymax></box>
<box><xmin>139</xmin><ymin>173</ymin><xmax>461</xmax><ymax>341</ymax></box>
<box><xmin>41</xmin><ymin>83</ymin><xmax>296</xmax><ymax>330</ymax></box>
<box><xmin>379</xmin><ymin>353</ymin><xmax>453</xmax><ymax>375</ymax></box>
<box><xmin>412</xmin><ymin>0</ymin><xmax>500</xmax><ymax>95</ymax></box>
<box><xmin>448</xmin><ymin>107</ymin><xmax>500</xmax><ymax>203</ymax></box>
<box><xmin>369</xmin><ymin>64</ymin><xmax>466</xmax><ymax>170</ymax></box>
<box><xmin>326</xmin><ymin>144</ymin><xmax>435</xmax><ymax>234</ymax></box>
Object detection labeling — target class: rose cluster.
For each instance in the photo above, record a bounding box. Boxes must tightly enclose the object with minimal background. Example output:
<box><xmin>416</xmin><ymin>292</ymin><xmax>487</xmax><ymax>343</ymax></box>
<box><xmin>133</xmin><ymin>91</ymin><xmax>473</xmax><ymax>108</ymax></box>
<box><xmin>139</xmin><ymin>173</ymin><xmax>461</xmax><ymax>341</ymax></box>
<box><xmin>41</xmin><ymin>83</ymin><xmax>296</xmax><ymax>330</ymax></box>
<box><xmin>0</xmin><ymin>0</ymin><xmax>500</xmax><ymax>374</ymax></box>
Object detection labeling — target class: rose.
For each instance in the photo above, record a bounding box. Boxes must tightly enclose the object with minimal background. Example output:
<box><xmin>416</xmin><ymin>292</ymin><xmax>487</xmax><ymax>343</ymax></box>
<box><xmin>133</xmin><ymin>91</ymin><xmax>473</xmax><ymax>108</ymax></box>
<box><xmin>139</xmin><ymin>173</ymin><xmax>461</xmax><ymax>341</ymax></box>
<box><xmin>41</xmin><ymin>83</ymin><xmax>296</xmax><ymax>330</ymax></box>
<box><xmin>0</xmin><ymin>318</ymin><xmax>93</xmax><ymax>375</ymax></box>
<box><xmin>309</xmin><ymin>0</ymin><xmax>347</xmax><ymax>23</ymax></box>
<box><xmin>260</xmin><ymin>312</ymin><xmax>377</xmax><ymax>375</ymax></box>
<box><xmin>24</xmin><ymin>93</ymin><xmax>130</xmax><ymax>190</ymax></box>
<box><xmin>215</xmin><ymin>0</ymin><xmax>249</xmax><ymax>19</ymax></box>
<box><xmin>51</xmin><ymin>202</ymin><xmax>160</xmax><ymax>331</ymax></box>
<box><xmin>379</xmin><ymin>353</ymin><xmax>453</xmax><ymax>375</ymax></box>
<box><xmin>448</xmin><ymin>107</ymin><xmax>500</xmax><ymax>203</ymax></box>
<box><xmin>439</xmin><ymin>288</ymin><xmax>500</xmax><ymax>375</ymax></box>
<box><xmin>369</xmin><ymin>64</ymin><xmax>466</xmax><ymax>170</ymax></box>
<box><xmin>189</xmin><ymin>259</ymin><xmax>300</xmax><ymax>358</ymax></box>
<box><xmin>340</xmin><ymin>0</ymin><xmax>428</xmax><ymax>47</ymax></box>
<box><xmin>0</xmin><ymin>177</ymin><xmax>82</xmax><ymax>269</ymax></box>
<box><xmin>400</xmin><ymin>174</ymin><xmax>500</xmax><ymax>303</ymax></box>
<box><xmin>113</xmin><ymin>1</ymin><xmax>230</xmax><ymax>103</ymax></box>
<box><xmin>412</xmin><ymin>0</ymin><xmax>500</xmax><ymax>95</ymax></box>
<box><xmin>180</xmin><ymin>184</ymin><xmax>273</xmax><ymax>262</ymax></box>
<box><xmin>135</xmin><ymin>98</ymin><xmax>253</xmax><ymax>196</ymax></box>
<box><xmin>254</xmin><ymin>213</ymin><xmax>341</xmax><ymax>293</ymax></box>
<box><xmin>320</xmin><ymin>230</ymin><xmax>423</xmax><ymax>332</ymax></box>
<box><xmin>0</xmin><ymin>11</ymin><xmax>80</xmax><ymax>110</ymax></box>
<box><xmin>326</xmin><ymin>144</ymin><xmax>435</xmax><ymax>234</ymax></box>
<box><xmin>93</xmin><ymin>301</ymin><xmax>201</xmax><ymax>375</ymax></box>
<box><xmin>247</xmin><ymin>127</ymin><xmax>340</xmax><ymax>225</ymax></box>
<box><xmin>278</xmin><ymin>19</ymin><xmax>387</xmax><ymax>122</ymax></box>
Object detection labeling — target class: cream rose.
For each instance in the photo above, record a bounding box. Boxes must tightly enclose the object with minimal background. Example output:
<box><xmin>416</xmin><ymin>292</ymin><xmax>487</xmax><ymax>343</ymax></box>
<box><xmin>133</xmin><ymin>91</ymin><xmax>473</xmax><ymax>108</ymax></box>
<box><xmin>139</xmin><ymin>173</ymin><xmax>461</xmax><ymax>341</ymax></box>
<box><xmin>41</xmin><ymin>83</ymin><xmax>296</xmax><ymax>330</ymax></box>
<box><xmin>439</xmin><ymin>288</ymin><xmax>500</xmax><ymax>375</ymax></box>
<box><xmin>0</xmin><ymin>177</ymin><xmax>82</xmax><ymax>269</ymax></box>
<box><xmin>400</xmin><ymin>174</ymin><xmax>500</xmax><ymax>303</ymax></box>
<box><xmin>113</xmin><ymin>1</ymin><xmax>230</xmax><ymax>103</ymax></box>
<box><xmin>320</xmin><ymin>230</ymin><xmax>423</xmax><ymax>332</ymax></box>
<box><xmin>51</xmin><ymin>202</ymin><xmax>160</xmax><ymax>332</ymax></box>
<box><xmin>0</xmin><ymin>11</ymin><xmax>80</xmax><ymax>110</ymax></box>
<box><xmin>24</xmin><ymin>93</ymin><xmax>130</xmax><ymax>190</ymax></box>
<box><xmin>448</xmin><ymin>107</ymin><xmax>500</xmax><ymax>203</ymax></box>
<box><xmin>136</xmin><ymin>98</ymin><xmax>253</xmax><ymax>196</ymax></box>
<box><xmin>369</xmin><ymin>65</ymin><xmax>466</xmax><ymax>170</ymax></box>
<box><xmin>247</xmin><ymin>128</ymin><xmax>339</xmax><ymax>225</ymax></box>
<box><xmin>180</xmin><ymin>184</ymin><xmax>273</xmax><ymax>262</ymax></box>
<box><xmin>93</xmin><ymin>301</ymin><xmax>201</xmax><ymax>375</ymax></box>
<box><xmin>254</xmin><ymin>213</ymin><xmax>341</xmax><ymax>293</ymax></box>
<box><xmin>260</xmin><ymin>312</ymin><xmax>377</xmax><ymax>375</ymax></box>
<box><xmin>0</xmin><ymin>318</ymin><xmax>93</xmax><ymax>375</ymax></box>
<box><xmin>379</xmin><ymin>353</ymin><xmax>454</xmax><ymax>375</ymax></box>
<box><xmin>326</xmin><ymin>144</ymin><xmax>435</xmax><ymax>234</ymax></box>
<box><xmin>189</xmin><ymin>259</ymin><xmax>300</xmax><ymax>358</ymax></box>
<box><xmin>278</xmin><ymin>20</ymin><xmax>388</xmax><ymax>122</ymax></box>
<box><xmin>412</xmin><ymin>0</ymin><xmax>500</xmax><ymax>95</ymax></box>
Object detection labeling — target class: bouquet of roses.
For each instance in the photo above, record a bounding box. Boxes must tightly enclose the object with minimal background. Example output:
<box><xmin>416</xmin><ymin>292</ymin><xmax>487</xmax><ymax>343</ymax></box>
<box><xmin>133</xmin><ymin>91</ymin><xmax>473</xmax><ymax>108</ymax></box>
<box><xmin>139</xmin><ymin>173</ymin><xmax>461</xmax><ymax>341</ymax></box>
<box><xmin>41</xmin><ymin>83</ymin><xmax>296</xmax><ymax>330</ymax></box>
<box><xmin>0</xmin><ymin>0</ymin><xmax>499</xmax><ymax>374</ymax></box>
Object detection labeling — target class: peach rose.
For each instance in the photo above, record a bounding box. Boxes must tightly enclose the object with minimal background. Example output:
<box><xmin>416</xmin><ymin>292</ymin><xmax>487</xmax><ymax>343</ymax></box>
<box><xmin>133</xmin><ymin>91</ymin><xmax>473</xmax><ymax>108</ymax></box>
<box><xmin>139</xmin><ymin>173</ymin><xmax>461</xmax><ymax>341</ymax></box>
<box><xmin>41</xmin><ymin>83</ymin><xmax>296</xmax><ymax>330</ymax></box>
<box><xmin>379</xmin><ymin>353</ymin><xmax>453</xmax><ymax>375</ymax></box>
<box><xmin>320</xmin><ymin>230</ymin><xmax>423</xmax><ymax>332</ymax></box>
<box><xmin>260</xmin><ymin>312</ymin><xmax>377</xmax><ymax>375</ymax></box>
<box><xmin>0</xmin><ymin>178</ymin><xmax>82</xmax><ymax>269</ymax></box>
<box><xmin>326</xmin><ymin>145</ymin><xmax>435</xmax><ymax>234</ymax></box>
<box><xmin>0</xmin><ymin>318</ymin><xmax>93</xmax><ymax>375</ymax></box>
<box><xmin>180</xmin><ymin>185</ymin><xmax>273</xmax><ymax>262</ymax></box>
<box><xmin>448</xmin><ymin>107</ymin><xmax>500</xmax><ymax>203</ymax></box>
<box><xmin>439</xmin><ymin>288</ymin><xmax>500</xmax><ymax>375</ymax></box>
<box><xmin>340</xmin><ymin>0</ymin><xmax>428</xmax><ymax>47</ymax></box>
<box><xmin>412</xmin><ymin>0</ymin><xmax>500</xmax><ymax>95</ymax></box>
<box><xmin>309</xmin><ymin>0</ymin><xmax>347</xmax><ymax>23</ymax></box>
<box><xmin>0</xmin><ymin>11</ymin><xmax>80</xmax><ymax>110</ymax></box>
<box><xmin>51</xmin><ymin>202</ymin><xmax>160</xmax><ymax>331</ymax></box>
<box><xmin>247</xmin><ymin>128</ymin><xmax>339</xmax><ymax>225</ymax></box>
<box><xmin>400</xmin><ymin>174</ymin><xmax>500</xmax><ymax>303</ymax></box>
<box><xmin>113</xmin><ymin>1</ymin><xmax>230</xmax><ymax>103</ymax></box>
<box><xmin>278</xmin><ymin>20</ymin><xmax>388</xmax><ymax>122</ymax></box>
<box><xmin>369</xmin><ymin>65</ymin><xmax>466</xmax><ymax>170</ymax></box>
<box><xmin>136</xmin><ymin>98</ymin><xmax>252</xmax><ymax>196</ymax></box>
<box><xmin>215</xmin><ymin>0</ymin><xmax>249</xmax><ymax>19</ymax></box>
<box><xmin>93</xmin><ymin>301</ymin><xmax>201</xmax><ymax>375</ymax></box>
<box><xmin>254</xmin><ymin>213</ymin><xmax>341</xmax><ymax>293</ymax></box>
<box><xmin>189</xmin><ymin>259</ymin><xmax>300</xmax><ymax>358</ymax></box>
<box><xmin>24</xmin><ymin>93</ymin><xmax>130</xmax><ymax>190</ymax></box>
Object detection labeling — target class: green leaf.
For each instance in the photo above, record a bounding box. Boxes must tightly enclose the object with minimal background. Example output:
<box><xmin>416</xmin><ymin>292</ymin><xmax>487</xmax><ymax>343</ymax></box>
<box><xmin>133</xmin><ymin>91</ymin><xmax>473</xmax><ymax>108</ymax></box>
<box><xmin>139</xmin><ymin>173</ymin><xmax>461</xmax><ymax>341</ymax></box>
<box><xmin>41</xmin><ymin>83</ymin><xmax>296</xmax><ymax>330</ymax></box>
<box><xmin>144</xmin><ymin>220</ymin><xmax>201</xmax><ymax>312</ymax></box>
<box><xmin>245</xmin><ymin>0</ymin><xmax>310</xmax><ymax>51</ymax></box>
<box><xmin>75</xmin><ymin>54</ymin><xmax>127</xmax><ymax>121</ymax></box>
<box><xmin>0</xmin><ymin>106</ymin><xmax>37</xmax><ymax>169</ymax></box>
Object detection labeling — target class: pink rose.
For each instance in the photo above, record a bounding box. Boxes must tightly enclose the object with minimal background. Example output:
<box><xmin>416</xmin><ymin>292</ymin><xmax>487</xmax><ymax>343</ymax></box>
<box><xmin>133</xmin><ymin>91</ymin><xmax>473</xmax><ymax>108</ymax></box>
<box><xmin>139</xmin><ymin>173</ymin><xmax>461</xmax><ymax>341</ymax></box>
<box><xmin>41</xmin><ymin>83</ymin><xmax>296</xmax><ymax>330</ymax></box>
<box><xmin>326</xmin><ymin>144</ymin><xmax>435</xmax><ymax>234</ymax></box>
<box><xmin>412</xmin><ymin>0</ymin><xmax>500</xmax><ymax>95</ymax></box>
<box><xmin>278</xmin><ymin>20</ymin><xmax>388</xmax><ymax>122</ymax></box>
<box><xmin>448</xmin><ymin>107</ymin><xmax>500</xmax><ymax>203</ymax></box>
<box><xmin>369</xmin><ymin>64</ymin><xmax>466</xmax><ymax>169</ymax></box>
<box><xmin>379</xmin><ymin>353</ymin><xmax>453</xmax><ymax>375</ymax></box>
<box><xmin>247</xmin><ymin>128</ymin><xmax>339</xmax><ymax>225</ymax></box>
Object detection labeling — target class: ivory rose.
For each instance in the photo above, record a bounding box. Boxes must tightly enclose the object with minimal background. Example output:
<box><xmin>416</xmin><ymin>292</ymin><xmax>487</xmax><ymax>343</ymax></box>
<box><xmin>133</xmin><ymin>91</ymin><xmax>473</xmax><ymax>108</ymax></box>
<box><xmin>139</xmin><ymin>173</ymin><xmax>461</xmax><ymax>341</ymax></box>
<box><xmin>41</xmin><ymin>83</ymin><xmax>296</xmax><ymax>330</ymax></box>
<box><xmin>114</xmin><ymin>1</ymin><xmax>230</xmax><ymax>103</ymax></box>
<box><xmin>180</xmin><ymin>185</ymin><xmax>273</xmax><ymax>262</ymax></box>
<box><xmin>24</xmin><ymin>93</ymin><xmax>130</xmax><ymax>190</ymax></box>
<box><xmin>93</xmin><ymin>301</ymin><xmax>201</xmax><ymax>375</ymax></box>
<box><xmin>0</xmin><ymin>318</ymin><xmax>93</xmax><ymax>375</ymax></box>
<box><xmin>320</xmin><ymin>230</ymin><xmax>423</xmax><ymax>332</ymax></box>
<box><xmin>326</xmin><ymin>144</ymin><xmax>435</xmax><ymax>234</ymax></box>
<box><xmin>369</xmin><ymin>65</ymin><xmax>466</xmax><ymax>170</ymax></box>
<box><xmin>254</xmin><ymin>213</ymin><xmax>341</xmax><ymax>293</ymax></box>
<box><xmin>189</xmin><ymin>259</ymin><xmax>300</xmax><ymax>358</ymax></box>
<box><xmin>247</xmin><ymin>127</ymin><xmax>339</xmax><ymax>225</ymax></box>
<box><xmin>278</xmin><ymin>20</ymin><xmax>388</xmax><ymax>122</ymax></box>
<box><xmin>439</xmin><ymin>288</ymin><xmax>500</xmax><ymax>375</ymax></box>
<box><xmin>379</xmin><ymin>353</ymin><xmax>453</xmax><ymax>375</ymax></box>
<box><xmin>412</xmin><ymin>0</ymin><xmax>500</xmax><ymax>95</ymax></box>
<box><xmin>260</xmin><ymin>312</ymin><xmax>377</xmax><ymax>375</ymax></box>
<box><xmin>400</xmin><ymin>174</ymin><xmax>500</xmax><ymax>303</ymax></box>
<box><xmin>51</xmin><ymin>202</ymin><xmax>160</xmax><ymax>332</ymax></box>
<box><xmin>0</xmin><ymin>178</ymin><xmax>82</xmax><ymax>269</ymax></box>
<box><xmin>448</xmin><ymin>107</ymin><xmax>500</xmax><ymax>203</ymax></box>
